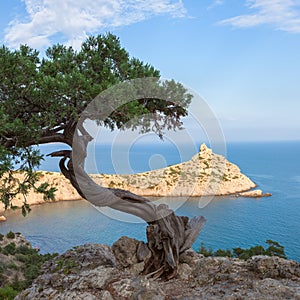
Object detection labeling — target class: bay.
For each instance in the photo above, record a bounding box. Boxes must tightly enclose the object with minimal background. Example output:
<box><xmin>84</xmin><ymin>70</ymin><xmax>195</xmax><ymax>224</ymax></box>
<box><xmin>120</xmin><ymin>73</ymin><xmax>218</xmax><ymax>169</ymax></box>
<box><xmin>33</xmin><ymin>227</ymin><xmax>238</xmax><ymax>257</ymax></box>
<box><xmin>1</xmin><ymin>141</ymin><xmax>299</xmax><ymax>261</ymax></box>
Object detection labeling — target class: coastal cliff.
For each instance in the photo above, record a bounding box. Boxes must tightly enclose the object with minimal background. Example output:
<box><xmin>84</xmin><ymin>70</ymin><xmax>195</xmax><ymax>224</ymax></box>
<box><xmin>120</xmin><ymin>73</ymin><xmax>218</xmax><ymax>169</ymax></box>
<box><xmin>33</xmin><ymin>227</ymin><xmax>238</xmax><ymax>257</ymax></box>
<box><xmin>0</xmin><ymin>144</ymin><xmax>265</xmax><ymax>215</ymax></box>
<box><xmin>91</xmin><ymin>144</ymin><xmax>257</xmax><ymax>197</ymax></box>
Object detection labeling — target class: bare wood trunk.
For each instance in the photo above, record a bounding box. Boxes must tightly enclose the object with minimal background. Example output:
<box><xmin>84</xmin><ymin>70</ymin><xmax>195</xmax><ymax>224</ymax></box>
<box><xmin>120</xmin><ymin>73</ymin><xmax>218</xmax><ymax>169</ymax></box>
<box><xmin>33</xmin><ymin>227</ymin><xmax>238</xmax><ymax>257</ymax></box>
<box><xmin>48</xmin><ymin>128</ymin><xmax>206</xmax><ymax>279</ymax></box>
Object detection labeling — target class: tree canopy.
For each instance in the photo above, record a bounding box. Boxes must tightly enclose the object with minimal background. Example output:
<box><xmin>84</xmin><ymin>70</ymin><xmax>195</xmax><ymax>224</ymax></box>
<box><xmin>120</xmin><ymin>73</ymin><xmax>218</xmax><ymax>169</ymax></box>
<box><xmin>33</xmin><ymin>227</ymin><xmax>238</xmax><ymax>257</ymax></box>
<box><xmin>0</xmin><ymin>33</ymin><xmax>205</xmax><ymax>279</ymax></box>
<box><xmin>0</xmin><ymin>33</ymin><xmax>191</xmax><ymax>212</ymax></box>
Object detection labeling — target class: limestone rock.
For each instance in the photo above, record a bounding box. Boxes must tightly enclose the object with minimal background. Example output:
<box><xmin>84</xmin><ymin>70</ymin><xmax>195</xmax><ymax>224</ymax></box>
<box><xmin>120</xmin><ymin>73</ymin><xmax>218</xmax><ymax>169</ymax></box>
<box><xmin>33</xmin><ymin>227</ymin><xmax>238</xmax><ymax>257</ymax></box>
<box><xmin>16</xmin><ymin>236</ymin><xmax>300</xmax><ymax>300</ymax></box>
<box><xmin>112</xmin><ymin>236</ymin><xmax>140</xmax><ymax>268</ymax></box>
<box><xmin>248</xmin><ymin>255</ymin><xmax>300</xmax><ymax>279</ymax></box>
<box><xmin>1</xmin><ymin>144</ymin><xmax>268</xmax><ymax>216</ymax></box>
<box><xmin>239</xmin><ymin>189</ymin><xmax>272</xmax><ymax>198</ymax></box>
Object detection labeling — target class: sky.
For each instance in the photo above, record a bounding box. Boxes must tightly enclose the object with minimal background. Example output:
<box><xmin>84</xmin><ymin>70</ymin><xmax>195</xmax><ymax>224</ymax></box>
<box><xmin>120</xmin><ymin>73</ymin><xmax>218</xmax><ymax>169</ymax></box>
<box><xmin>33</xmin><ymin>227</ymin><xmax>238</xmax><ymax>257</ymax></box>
<box><xmin>0</xmin><ymin>0</ymin><xmax>300</xmax><ymax>142</ymax></box>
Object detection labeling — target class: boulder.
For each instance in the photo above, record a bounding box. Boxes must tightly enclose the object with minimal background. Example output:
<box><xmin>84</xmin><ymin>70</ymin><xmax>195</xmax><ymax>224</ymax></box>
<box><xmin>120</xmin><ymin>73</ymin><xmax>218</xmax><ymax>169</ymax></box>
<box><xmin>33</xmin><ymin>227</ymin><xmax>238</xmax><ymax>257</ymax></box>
<box><xmin>16</xmin><ymin>237</ymin><xmax>300</xmax><ymax>300</ymax></box>
<box><xmin>239</xmin><ymin>189</ymin><xmax>272</xmax><ymax>198</ymax></box>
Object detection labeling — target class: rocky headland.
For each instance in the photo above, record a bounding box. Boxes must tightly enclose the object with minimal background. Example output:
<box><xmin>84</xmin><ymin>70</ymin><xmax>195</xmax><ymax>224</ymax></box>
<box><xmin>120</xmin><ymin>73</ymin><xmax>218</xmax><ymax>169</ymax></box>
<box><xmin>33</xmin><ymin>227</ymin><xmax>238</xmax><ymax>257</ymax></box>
<box><xmin>14</xmin><ymin>236</ymin><xmax>300</xmax><ymax>300</ymax></box>
<box><xmin>0</xmin><ymin>144</ymin><xmax>269</xmax><ymax>219</ymax></box>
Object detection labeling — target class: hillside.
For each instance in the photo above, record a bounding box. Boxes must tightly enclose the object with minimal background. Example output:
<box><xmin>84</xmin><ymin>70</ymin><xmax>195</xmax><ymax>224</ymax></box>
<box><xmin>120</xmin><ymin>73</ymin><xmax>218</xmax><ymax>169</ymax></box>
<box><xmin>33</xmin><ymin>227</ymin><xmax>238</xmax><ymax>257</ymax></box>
<box><xmin>0</xmin><ymin>144</ymin><xmax>268</xmax><ymax>218</ymax></box>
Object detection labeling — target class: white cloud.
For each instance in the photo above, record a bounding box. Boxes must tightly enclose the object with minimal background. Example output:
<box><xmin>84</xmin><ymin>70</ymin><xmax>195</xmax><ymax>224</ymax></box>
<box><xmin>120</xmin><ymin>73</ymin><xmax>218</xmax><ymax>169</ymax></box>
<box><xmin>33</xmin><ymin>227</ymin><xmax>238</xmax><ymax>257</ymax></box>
<box><xmin>208</xmin><ymin>0</ymin><xmax>224</xmax><ymax>9</ymax></box>
<box><xmin>219</xmin><ymin>0</ymin><xmax>300</xmax><ymax>33</ymax></box>
<box><xmin>4</xmin><ymin>0</ymin><xmax>187</xmax><ymax>49</ymax></box>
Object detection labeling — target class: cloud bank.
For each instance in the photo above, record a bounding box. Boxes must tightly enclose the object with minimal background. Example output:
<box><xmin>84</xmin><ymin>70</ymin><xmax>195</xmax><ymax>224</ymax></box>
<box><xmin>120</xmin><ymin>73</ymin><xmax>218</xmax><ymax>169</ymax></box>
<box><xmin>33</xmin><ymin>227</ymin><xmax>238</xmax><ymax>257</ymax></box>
<box><xmin>5</xmin><ymin>0</ymin><xmax>187</xmax><ymax>49</ymax></box>
<box><xmin>219</xmin><ymin>0</ymin><xmax>300</xmax><ymax>33</ymax></box>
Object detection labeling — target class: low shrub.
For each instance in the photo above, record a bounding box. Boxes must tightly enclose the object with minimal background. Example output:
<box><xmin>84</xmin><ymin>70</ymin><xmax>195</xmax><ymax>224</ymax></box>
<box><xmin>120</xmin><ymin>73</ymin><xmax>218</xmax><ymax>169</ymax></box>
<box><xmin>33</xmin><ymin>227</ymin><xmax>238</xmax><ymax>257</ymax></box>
<box><xmin>0</xmin><ymin>234</ymin><xmax>58</xmax><ymax>297</ymax></box>
<box><xmin>3</xmin><ymin>243</ymin><xmax>16</xmax><ymax>255</ymax></box>
<box><xmin>6</xmin><ymin>232</ymin><xmax>15</xmax><ymax>239</ymax></box>
<box><xmin>0</xmin><ymin>285</ymin><xmax>19</xmax><ymax>300</ymax></box>
<box><xmin>198</xmin><ymin>240</ymin><xmax>287</xmax><ymax>260</ymax></box>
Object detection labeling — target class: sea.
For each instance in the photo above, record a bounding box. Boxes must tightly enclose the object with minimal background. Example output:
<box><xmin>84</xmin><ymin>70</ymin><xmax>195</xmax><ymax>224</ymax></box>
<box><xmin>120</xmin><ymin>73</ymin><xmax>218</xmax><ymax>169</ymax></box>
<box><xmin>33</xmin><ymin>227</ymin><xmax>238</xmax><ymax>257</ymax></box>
<box><xmin>0</xmin><ymin>141</ymin><xmax>300</xmax><ymax>261</ymax></box>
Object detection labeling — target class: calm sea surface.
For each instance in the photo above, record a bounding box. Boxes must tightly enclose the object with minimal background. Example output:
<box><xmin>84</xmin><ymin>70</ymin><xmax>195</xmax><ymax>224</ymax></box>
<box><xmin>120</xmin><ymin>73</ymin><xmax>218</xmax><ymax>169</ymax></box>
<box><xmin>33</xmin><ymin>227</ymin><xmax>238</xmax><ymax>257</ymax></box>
<box><xmin>1</xmin><ymin>141</ymin><xmax>299</xmax><ymax>261</ymax></box>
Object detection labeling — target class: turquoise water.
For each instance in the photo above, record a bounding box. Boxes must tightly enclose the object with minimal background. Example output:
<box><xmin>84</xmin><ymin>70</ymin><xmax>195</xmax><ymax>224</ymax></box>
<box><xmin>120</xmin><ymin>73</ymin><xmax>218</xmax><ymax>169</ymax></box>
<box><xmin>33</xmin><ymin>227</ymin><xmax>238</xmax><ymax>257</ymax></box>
<box><xmin>0</xmin><ymin>141</ymin><xmax>299</xmax><ymax>261</ymax></box>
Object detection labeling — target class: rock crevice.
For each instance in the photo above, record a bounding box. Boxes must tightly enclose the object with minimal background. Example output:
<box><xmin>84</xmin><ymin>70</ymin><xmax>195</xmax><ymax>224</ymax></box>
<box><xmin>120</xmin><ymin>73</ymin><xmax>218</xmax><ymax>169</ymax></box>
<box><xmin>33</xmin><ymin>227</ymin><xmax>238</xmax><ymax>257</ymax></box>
<box><xmin>16</xmin><ymin>236</ymin><xmax>300</xmax><ymax>300</ymax></box>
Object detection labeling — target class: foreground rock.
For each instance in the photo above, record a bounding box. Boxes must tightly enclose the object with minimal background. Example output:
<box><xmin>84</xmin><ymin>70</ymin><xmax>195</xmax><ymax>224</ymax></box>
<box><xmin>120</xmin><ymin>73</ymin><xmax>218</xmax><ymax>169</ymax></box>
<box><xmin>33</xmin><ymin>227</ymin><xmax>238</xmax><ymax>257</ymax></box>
<box><xmin>1</xmin><ymin>144</ymin><xmax>264</xmax><ymax>215</ymax></box>
<box><xmin>16</xmin><ymin>236</ymin><xmax>300</xmax><ymax>300</ymax></box>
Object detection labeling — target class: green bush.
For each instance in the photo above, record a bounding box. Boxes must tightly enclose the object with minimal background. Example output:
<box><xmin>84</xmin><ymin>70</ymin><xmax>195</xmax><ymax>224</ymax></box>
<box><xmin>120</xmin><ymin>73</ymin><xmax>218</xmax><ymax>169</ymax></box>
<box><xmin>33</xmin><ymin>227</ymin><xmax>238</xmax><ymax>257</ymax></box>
<box><xmin>6</xmin><ymin>232</ymin><xmax>15</xmax><ymax>239</ymax></box>
<box><xmin>0</xmin><ymin>237</ymin><xmax>58</xmax><ymax>295</ymax></box>
<box><xmin>198</xmin><ymin>242</ymin><xmax>213</xmax><ymax>257</ymax></box>
<box><xmin>0</xmin><ymin>285</ymin><xmax>19</xmax><ymax>300</ymax></box>
<box><xmin>15</xmin><ymin>254</ymin><xmax>28</xmax><ymax>263</ymax></box>
<box><xmin>17</xmin><ymin>245</ymin><xmax>34</xmax><ymax>255</ymax></box>
<box><xmin>0</xmin><ymin>233</ymin><xmax>4</xmax><ymax>241</ymax></box>
<box><xmin>198</xmin><ymin>240</ymin><xmax>287</xmax><ymax>260</ymax></box>
<box><xmin>3</xmin><ymin>243</ymin><xmax>16</xmax><ymax>255</ymax></box>
<box><xmin>265</xmin><ymin>240</ymin><xmax>287</xmax><ymax>259</ymax></box>
<box><xmin>214</xmin><ymin>249</ymin><xmax>233</xmax><ymax>258</ymax></box>
<box><xmin>14</xmin><ymin>247</ymin><xmax>58</xmax><ymax>287</ymax></box>
<box><xmin>7</xmin><ymin>263</ymin><xmax>18</xmax><ymax>270</ymax></box>
<box><xmin>24</xmin><ymin>265</ymin><xmax>40</xmax><ymax>285</ymax></box>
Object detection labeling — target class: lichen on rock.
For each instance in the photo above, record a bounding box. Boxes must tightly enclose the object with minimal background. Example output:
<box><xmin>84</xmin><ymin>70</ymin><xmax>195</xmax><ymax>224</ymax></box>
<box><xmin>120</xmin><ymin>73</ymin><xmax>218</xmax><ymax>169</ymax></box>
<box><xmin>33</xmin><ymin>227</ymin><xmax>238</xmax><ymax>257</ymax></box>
<box><xmin>15</xmin><ymin>236</ymin><xmax>300</xmax><ymax>300</ymax></box>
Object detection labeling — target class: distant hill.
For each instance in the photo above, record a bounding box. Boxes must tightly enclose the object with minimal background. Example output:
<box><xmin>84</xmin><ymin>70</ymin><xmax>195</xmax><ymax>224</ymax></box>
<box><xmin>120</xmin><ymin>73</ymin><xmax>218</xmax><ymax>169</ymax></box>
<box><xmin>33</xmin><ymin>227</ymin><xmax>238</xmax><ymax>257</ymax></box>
<box><xmin>1</xmin><ymin>144</ymin><xmax>268</xmax><ymax>218</ymax></box>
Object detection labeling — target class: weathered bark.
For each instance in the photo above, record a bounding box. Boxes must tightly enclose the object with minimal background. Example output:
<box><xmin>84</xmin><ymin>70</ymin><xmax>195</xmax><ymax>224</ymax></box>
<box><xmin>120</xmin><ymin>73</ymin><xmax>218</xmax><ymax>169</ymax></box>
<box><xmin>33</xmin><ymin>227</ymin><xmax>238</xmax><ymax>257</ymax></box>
<box><xmin>48</xmin><ymin>124</ymin><xmax>206</xmax><ymax>279</ymax></box>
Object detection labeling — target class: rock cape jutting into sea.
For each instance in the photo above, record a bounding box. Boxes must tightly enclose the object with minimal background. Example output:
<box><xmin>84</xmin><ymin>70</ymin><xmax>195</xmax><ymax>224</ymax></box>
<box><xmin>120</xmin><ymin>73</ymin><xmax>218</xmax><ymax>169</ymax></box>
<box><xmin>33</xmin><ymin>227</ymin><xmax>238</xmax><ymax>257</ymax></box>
<box><xmin>0</xmin><ymin>144</ymin><xmax>270</xmax><ymax>216</ymax></box>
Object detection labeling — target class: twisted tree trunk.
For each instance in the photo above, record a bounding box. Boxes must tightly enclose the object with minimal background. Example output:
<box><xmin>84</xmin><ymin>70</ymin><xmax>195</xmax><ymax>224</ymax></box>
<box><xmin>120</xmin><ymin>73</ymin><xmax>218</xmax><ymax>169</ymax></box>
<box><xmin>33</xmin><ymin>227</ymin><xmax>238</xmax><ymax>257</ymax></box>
<box><xmin>48</xmin><ymin>124</ymin><xmax>205</xmax><ymax>280</ymax></box>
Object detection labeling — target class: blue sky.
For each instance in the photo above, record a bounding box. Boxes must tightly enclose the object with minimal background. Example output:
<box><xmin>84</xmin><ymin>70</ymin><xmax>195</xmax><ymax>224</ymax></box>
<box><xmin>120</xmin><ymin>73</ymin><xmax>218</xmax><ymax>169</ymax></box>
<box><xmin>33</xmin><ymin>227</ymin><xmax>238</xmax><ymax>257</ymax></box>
<box><xmin>1</xmin><ymin>0</ymin><xmax>300</xmax><ymax>142</ymax></box>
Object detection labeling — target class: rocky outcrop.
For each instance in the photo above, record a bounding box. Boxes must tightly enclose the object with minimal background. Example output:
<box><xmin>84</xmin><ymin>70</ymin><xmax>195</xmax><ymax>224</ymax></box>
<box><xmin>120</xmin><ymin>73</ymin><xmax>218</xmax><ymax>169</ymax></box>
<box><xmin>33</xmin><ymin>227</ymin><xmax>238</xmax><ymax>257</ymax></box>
<box><xmin>91</xmin><ymin>144</ymin><xmax>257</xmax><ymax>197</ymax></box>
<box><xmin>239</xmin><ymin>189</ymin><xmax>272</xmax><ymax>198</ymax></box>
<box><xmin>16</xmin><ymin>236</ymin><xmax>300</xmax><ymax>300</ymax></box>
<box><xmin>0</xmin><ymin>144</ymin><xmax>266</xmax><ymax>214</ymax></box>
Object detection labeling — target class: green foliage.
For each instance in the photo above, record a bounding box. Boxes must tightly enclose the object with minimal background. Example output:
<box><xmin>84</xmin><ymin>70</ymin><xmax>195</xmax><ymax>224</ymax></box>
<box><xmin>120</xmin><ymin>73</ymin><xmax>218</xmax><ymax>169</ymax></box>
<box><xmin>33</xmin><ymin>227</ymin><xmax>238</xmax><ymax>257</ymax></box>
<box><xmin>232</xmin><ymin>245</ymin><xmax>265</xmax><ymax>260</ymax></box>
<box><xmin>54</xmin><ymin>258</ymin><xmax>78</xmax><ymax>275</ymax></box>
<box><xmin>0</xmin><ymin>285</ymin><xmax>19</xmax><ymax>300</ymax></box>
<box><xmin>214</xmin><ymin>249</ymin><xmax>233</xmax><ymax>258</ymax></box>
<box><xmin>6</xmin><ymin>231</ymin><xmax>15</xmax><ymax>239</ymax></box>
<box><xmin>0</xmin><ymin>233</ymin><xmax>4</xmax><ymax>241</ymax></box>
<box><xmin>0</xmin><ymin>33</ymin><xmax>191</xmax><ymax>214</ymax></box>
<box><xmin>3</xmin><ymin>243</ymin><xmax>16</xmax><ymax>255</ymax></box>
<box><xmin>7</xmin><ymin>262</ymin><xmax>18</xmax><ymax>270</ymax></box>
<box><xmin>265</xmin><ymin>240</ymin><xmax>287</xmax><ymax>259</ymax></box>
<box><xmin>0</xmin><ymin>235</ymin><xmax>58</xmax><ymax>297</ymax></box>
<box><xmin>13</xmin><ymin>246</ymin><xmax>58</xmax><ymax>287</ymax></box>
<box><xmin>198</xmin><ymin>242</ymin><xmax>213</xmax><ymax>257</ymax></box>
<box><xmin>198</xmin><ymin>240</ymin><xmax>287</xmax><ymax>260</ymax></box>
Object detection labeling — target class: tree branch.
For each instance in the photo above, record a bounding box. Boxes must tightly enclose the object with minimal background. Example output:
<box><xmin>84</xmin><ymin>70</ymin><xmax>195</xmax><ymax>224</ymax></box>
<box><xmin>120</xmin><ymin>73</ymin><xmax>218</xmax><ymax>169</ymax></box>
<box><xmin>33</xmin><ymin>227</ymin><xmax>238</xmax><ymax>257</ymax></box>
<box><xmin>37</xmin><ymin>134</ymin><xmax>66</xmax><ymax>145</ymax></box>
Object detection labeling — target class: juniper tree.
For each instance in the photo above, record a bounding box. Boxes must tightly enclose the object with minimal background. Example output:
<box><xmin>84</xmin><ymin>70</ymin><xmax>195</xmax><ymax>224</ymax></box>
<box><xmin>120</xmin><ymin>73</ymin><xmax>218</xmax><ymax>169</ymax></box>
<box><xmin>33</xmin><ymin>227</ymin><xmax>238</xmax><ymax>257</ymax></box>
<box><xmin>0</xmin><ymin>33</ymin><xmax>205</xmax><ymax>279</ymax></box>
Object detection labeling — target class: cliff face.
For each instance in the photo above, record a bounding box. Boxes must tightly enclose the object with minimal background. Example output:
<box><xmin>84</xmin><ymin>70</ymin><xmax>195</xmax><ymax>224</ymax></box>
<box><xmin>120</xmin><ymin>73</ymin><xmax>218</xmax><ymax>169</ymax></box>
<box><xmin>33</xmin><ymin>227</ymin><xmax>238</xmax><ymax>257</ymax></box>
<box><xmin>16</xmin><ymin>236</ymin><xmax>300</xmax><ymax>300</ymax></box>
<box><xmin>0</xmin><ymin>144</ymin><xmax>260</xmax><ymax>214</ymax></box>
<box><xmin>0</xmin><ymin>172</ymin><xmax>81</xmax><ymax>214</ymax></box>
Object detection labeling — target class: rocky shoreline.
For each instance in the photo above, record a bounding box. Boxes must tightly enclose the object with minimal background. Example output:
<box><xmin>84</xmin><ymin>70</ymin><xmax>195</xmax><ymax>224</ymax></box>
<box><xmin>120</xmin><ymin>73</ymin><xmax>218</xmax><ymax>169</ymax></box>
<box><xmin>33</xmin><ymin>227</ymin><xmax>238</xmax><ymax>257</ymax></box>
<box><xmin>0</xmin><ymin>144</ymin><xmax>270</xmax><ymax>220</ymax></box>
<box><xmin>15</xmin><ymin>236</ymin><xmax>300</xmax><ymax>299</ymax></box>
